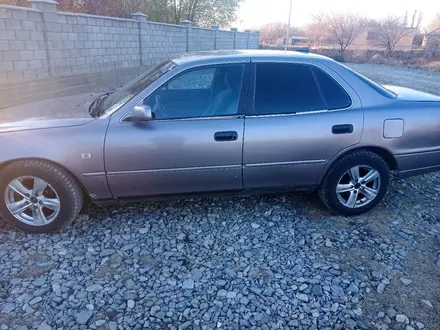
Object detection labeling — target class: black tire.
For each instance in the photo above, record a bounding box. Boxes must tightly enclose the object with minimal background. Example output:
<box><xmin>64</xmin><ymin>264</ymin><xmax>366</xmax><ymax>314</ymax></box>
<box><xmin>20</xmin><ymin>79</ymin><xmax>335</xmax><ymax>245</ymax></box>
<box><xmin>318</xmin><ymin>150</ymin><xmax>390</xmax><ymax>216</ymax></box>
<box><xmin>0</xmin><ymin>160</ymin><xmax>83</xmax><ymax>233</ymax></box>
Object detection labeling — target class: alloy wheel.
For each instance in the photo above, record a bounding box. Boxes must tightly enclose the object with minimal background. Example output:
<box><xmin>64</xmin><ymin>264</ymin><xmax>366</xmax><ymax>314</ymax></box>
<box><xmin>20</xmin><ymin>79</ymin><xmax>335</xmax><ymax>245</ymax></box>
<box><xmin>4</xmin><ymin>176</ymin><xmax>60</xmax><ymax>226</ymax></box>
<box><xmin>336</xmin><ymin>165</ymin><xmax>381</xmax><ymax>209</ymax></box>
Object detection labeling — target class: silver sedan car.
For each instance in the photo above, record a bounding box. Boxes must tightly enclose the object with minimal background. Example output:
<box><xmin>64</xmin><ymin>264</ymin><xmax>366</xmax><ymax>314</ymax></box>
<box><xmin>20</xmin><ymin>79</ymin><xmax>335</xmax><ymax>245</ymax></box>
<box><xmin>1</xmin><ymin>50</ymin><xmax>440</xmax><ymax>233</ymax></box>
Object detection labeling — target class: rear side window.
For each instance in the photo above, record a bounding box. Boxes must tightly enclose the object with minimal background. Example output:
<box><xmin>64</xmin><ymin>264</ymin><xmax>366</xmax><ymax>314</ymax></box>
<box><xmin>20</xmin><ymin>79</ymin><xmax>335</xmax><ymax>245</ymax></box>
<box><xmin>252</xmin><ymin>63</ymin><xmax>325</xmax><ymax>115</ymax></box>
<box><xmin>312</xmin><ymin>67</ymin><xmax>352</xmax><ymax>110</ymax></box>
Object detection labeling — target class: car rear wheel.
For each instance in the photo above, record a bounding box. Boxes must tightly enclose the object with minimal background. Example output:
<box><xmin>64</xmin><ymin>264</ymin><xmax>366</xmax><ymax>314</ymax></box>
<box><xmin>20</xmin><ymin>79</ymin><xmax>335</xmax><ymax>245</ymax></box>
<box><xmin>318</xmin><ymin>150</ymin><xmax>390</xmax><ymax>216</ymax></box>
<box><xmin>0</xmin><ymin>160</ymin><xmax>83</xmax><ymax>233</ymax></box>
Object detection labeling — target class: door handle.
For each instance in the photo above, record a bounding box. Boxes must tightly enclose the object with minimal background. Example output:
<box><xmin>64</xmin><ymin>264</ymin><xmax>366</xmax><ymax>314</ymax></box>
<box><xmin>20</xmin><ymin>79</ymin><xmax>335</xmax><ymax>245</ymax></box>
<box><xmin>214</xmin><ymin>131</ymin><xmax>238</xmax><ymax>142</ymax></box>
<box><xmin>332</xmin><ymin>124</ymin><xmax>353</xmax><ymax>134</ymax></box>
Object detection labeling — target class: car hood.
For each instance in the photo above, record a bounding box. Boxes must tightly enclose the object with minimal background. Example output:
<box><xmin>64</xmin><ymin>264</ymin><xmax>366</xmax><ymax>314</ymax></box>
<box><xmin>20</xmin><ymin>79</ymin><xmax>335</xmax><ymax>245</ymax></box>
<box><xmin>383</xmin><ymin>85</ymin><xmax>440</xmax><ymax>102</ymax></box>
<box><xmin>0</xmin><ymin>117</ymin><xmax>94</xmax><ymax>133</ymax></box>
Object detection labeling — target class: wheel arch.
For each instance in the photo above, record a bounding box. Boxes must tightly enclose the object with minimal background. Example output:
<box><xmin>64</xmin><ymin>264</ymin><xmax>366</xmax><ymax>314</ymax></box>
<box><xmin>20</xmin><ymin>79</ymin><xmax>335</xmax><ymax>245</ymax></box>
<box><xmin>318</xmin><ymin>146</ymin><xmax>398</xmax><ymax>185</ymax></box>
<box><xmin>0</xmin><ymin>157</ymin><xmax>90</xmax><ymax>200</ymax></box>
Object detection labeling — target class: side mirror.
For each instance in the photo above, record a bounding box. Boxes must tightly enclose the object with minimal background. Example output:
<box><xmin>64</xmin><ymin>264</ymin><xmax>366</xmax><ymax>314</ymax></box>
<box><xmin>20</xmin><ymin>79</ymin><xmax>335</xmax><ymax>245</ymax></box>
<box><xmin>127</xmin><ymin>105</ymin><xmax>153</xmax><ymax>123</ymax></box>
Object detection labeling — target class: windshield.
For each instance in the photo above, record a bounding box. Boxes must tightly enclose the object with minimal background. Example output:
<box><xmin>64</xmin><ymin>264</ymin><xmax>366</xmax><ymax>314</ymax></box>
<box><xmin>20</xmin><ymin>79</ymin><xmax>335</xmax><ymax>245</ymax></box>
<box><xmin>341</xmin><ymin>64</ymin><xmax>397</xmax><ymax>99</ymax></box>
<box><xmin>93</xmin><ymin>60</ymin><xmax>176</xmax><ymax>117</ymax></box>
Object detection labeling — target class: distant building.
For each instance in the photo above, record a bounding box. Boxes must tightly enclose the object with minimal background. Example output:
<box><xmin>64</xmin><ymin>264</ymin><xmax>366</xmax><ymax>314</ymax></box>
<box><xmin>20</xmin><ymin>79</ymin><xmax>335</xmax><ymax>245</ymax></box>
<box><xmin>291</xmin><ymin>36</ymin><xmax>308</xmax><ymax>45</ymax></box>
<box><xmin>422</xmin><ymin>28</ymin><xmax>440</xmax><ymax>50</ymax></box>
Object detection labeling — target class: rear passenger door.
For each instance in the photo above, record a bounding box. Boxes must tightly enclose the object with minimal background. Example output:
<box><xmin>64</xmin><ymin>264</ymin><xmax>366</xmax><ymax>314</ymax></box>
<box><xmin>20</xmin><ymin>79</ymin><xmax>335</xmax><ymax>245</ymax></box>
<box><xmin>243</xmin><ymin>61</ymin><xmax>364</xmax><ymax>189</ymax></box>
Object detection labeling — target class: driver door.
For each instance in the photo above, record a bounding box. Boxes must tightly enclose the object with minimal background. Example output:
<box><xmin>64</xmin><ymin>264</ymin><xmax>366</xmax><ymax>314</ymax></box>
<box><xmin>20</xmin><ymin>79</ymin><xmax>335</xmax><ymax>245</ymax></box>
<box><xmin>104</xmin><ymin>63</ymin><xmax>249</xmax><ymax>198</ymax></box>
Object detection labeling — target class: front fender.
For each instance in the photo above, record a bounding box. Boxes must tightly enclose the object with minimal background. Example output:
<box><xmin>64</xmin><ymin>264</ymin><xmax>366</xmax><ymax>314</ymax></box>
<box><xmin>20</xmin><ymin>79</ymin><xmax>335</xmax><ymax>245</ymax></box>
<box><xmin>0</xmin><ymin>118</ymin><xmax>112</xmax><ymax>200</ymax></box>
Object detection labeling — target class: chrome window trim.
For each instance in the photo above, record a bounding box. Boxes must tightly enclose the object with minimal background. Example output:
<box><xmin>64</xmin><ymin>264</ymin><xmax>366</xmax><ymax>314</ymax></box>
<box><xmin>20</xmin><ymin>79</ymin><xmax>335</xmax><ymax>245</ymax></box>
<box><xmin>244</xmin><ymin>105</ymin><xmax>353</xmax><ymax>118</ymax></box>
<box><xmin>119</xmin><ymin>114</ymin><xmax>244</xmax><ymax>124</ymax></box>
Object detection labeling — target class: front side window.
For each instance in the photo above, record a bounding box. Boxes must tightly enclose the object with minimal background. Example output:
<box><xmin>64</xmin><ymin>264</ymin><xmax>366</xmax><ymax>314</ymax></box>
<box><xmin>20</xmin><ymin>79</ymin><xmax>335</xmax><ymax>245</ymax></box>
<box><xmin>252</xmin><ymin>63</ymin><xmax>325</xmax><ymax>115</ymax></box>
<box><xmin>167</xmin><ymin>68</ymin><xmax>215</xmax><ymax>90</ymax></box>
<box><xmin>144</xmin><ymin>64</ymin><xmax>244</xmax><ymax>120</ymax></box>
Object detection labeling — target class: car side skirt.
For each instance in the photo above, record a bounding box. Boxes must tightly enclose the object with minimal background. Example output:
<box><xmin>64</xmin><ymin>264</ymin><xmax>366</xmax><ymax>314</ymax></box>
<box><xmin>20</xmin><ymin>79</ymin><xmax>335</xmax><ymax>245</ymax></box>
<box><xmin>91</xmin><ymin>185</ymin><xmax>317</xmax><ymax>205</ymax></box>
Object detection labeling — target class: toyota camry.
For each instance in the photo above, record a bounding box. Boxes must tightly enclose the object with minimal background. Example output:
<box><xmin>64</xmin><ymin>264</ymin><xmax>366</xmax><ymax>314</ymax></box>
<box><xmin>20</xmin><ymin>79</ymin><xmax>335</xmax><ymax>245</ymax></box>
<box><xmin>1</xmin><ymin>50</ymin><xmax>440</xmax><ymax>233</ymax></box>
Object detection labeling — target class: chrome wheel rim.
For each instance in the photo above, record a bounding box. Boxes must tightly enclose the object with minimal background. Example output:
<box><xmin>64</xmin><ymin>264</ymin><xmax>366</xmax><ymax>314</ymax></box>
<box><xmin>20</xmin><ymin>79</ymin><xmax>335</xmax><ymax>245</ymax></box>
<box><xmin>4</xmin><ymin>176</ymin><xmax>60</xmax><ymax>226</ymax></box>
<box><xmin>336</xmin><ymin>165</ymin><xmax>381</xmax><ymax>209</ymax></box>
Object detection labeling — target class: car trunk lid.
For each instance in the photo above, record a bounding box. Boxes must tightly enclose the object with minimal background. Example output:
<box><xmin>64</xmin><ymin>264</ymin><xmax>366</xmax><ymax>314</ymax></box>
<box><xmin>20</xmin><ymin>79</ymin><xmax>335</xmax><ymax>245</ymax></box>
<box><xmin>383</xmin><ymin>85</ymin><xmax>440</xmax><ymax>102</ymax></box>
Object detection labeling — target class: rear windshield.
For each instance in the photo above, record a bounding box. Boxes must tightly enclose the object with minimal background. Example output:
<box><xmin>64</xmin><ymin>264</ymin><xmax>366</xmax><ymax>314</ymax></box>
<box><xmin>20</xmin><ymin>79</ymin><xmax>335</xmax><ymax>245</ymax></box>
<box><xmin>342</xmin><ymin>65</ymin><xmax>397</xmax><ymax>99</ymax></box>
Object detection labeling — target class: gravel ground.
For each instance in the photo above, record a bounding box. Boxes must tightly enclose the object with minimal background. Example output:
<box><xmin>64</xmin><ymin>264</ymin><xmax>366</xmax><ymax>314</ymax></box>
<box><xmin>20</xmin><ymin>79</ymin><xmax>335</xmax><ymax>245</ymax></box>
<box><xmin>1</xmin><ymin>64</ymin><xmax>440</xmax><ymax>330</ymax></box>
<box><xmin>347</xmin><ymin>63</ymin><xmax>440</xmax><ymax>96</ymax></box>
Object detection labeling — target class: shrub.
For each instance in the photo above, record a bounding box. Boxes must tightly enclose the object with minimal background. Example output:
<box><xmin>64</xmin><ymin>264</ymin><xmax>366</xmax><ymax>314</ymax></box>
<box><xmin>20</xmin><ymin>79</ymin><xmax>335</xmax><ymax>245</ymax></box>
<box><xmin>330</xmin><ymin>54</ymin><xmax>345</xmax><ymax>62</ymax></box>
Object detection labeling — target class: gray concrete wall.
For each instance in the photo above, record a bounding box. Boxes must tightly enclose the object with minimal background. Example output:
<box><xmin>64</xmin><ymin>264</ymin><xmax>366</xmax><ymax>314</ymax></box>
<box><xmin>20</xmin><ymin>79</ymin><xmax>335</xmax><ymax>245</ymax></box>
<box><xmin>235</xmin><ymin>32</ymin><xmax>249</xmax><ymax>49</ymax></box>
<box><xmin>0</xmin><ymin>5</ymin><xmax>49</xmax><ymax>82</ymax></box>
<box><xmin>0</xmin><ymin>1</ymin><xmax>260</xmax><ymax>108</ymax></box>
<box><xmin>190</xmin><ymin>28</ymin><xmax>215</xmax><ymax>51</ymax></box>
<box><xmin>50</xmin><ymin>13</ymin><xmax>140</xmax><ymax>76</ymax></box>
<box><xmin>138</xmin><ymin>21</ymin><xmax>187</xmax><ymax>66</ymax></box>
<box><xmin>216</xmin><ymin>30</ymin><xmax>235</xmax><ymax>49</ymax></box>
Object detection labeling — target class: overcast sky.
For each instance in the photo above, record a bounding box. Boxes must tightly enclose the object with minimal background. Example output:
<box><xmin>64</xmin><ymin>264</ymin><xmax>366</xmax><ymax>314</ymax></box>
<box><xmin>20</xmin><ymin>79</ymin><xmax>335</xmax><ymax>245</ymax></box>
<box><xmin>236</xmin><ymin>0</ymin><xmax>438</xmax><ymax>30</ymax></box>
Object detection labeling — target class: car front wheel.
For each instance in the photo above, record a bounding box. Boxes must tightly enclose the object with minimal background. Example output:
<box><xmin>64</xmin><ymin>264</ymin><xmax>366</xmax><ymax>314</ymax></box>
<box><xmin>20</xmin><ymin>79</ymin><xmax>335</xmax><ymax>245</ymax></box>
<box><xmin>318</xmin><ymin>150</ymin><xmax>390</xmax><ymax>216</ymax></box>
<box><xmin>0</xmin><ymin>160</ymin><xmax>83</xmax><ymax>233</ymax></box>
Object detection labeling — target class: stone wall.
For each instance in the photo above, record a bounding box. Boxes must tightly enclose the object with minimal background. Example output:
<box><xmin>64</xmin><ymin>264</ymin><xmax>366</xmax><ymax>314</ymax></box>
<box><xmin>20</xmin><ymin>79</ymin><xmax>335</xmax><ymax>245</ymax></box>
<box><xmin>190</xmin><ymin>27</ymin><xmax>215</xmax><ymax>52</ymax></box>
<box><xmin>0</xmin><ymin>5</ymin><xmax>49</xmax><ymax>82</ymax></box>
<box><xmin>235</xmin><ymin>32</ymin><xmax>249</xmax><ymax>49</ymax></box>
<box><xmin>49</xmin><ymin>13</ymin><xmax>140</xmax><ymax>76</ymax></box>
<box><xmin>0</xmin><ymin>1</ymin><xmax>259</xmax><ymax>108</ymax></box>
<box><xmin>216</xmin><ymin>30</ymin><xmax>235</xmax><ymax>49</ymax></box>
<box><xmin>138</xmin><ymin>21</ymin><xmax>187</xmax><ymax>66</ymax></box>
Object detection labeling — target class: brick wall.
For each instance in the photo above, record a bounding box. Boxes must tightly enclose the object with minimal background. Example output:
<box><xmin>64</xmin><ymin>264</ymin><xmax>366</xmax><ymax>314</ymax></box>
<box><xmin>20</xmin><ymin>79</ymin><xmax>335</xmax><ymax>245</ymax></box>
<box><xmin>139</xmin><ymin>21</ymin><xmax>187</xmax><ymax>66</ymax></box>
<box><xmin>0</xmin><ymin>5</ymin><xmax>49</xmax><ymax>82</ymax></box>
<box><xmin>190</xmin><ymin>28</ymin><xmax>215</xmax><ymax>51</ymax></box>
<box><xmin>49</xmin><ymin>13</ymin><xmax>140</xmax><ymax>76</ymax></box>
<box><xmin>216</xmin><ymin>31</ymin><xmax>235</xmax><ymax>49</ymax></box>
<box><xmin>235</xmin><ymin>32</ymin><xmax>249</xmax><ymax>49</ymax></box>
<box><xmin>248</xmin><ymin>34</ymin><xmax>260</xmax><ymax>49</ymax></box>
<box><xmin>0</xmin><ymin>1</ymin><xmax>259</xmax><ymax>108</ymax></box>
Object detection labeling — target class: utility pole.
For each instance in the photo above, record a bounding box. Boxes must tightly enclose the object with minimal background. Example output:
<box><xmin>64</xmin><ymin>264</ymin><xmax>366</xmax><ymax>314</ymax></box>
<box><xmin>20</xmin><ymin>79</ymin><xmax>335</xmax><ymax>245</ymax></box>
<box><xmin>284</xmin><ymin>0</ymin><xmax>292</xmax><ymax>51</ymax></box>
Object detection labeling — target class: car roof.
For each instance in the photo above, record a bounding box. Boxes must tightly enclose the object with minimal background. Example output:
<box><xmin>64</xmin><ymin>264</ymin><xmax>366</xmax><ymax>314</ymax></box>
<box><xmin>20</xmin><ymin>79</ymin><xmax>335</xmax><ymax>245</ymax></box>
<box><xmin>172</xmin><ymin>49</ymin><xmax>334</xmax><ymax>66</ymax></box>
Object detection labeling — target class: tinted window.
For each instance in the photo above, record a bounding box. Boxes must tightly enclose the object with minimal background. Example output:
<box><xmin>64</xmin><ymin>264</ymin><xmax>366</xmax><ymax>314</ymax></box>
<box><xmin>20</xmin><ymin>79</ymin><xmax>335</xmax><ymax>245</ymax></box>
<box><xmin>252</xmin><ymin>63</ymin><xmax>324</xmax><ymax>115</ymax></box>
<box><xmin>144</xmin><ymin>64</ymin><xmax>244</xmax><ymax>120</ymax></box>
<box><xmin>313</xmin><ymin>67</ymin><xmax>351</xmax><ymax>110</ymax></box>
